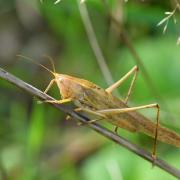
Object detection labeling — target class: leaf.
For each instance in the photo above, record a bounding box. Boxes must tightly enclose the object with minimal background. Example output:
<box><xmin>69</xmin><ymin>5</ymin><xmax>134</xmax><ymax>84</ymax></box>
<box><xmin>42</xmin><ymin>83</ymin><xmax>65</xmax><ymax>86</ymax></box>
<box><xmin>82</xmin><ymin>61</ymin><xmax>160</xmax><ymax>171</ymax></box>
<box><xmin>173</xmin><ymin>15</ymin><xmax>177</xmax><ymax>24</ymax></box>
<box><xmin>54</xmin><ymin>0</ymin><xmax>62</xmax><ymax>4</ymax></box>
<box><xmin>157</xmin><ymin>17</ymin><xmax>168</xmax><ymax>26</ymax></box>
<box><xmin>165</xmin><ymin>12</ymin><xmax>172</xmax><ymax>15</ymax></box>
<box><xmin>163</xmin><ymin>20</ymin><xmax>169</xmax><ymax>34</ymax></box>
<box><xmin>177</xmin><ymin>37</ymin><xmax>180</xmax><ymax>45</ymax></box>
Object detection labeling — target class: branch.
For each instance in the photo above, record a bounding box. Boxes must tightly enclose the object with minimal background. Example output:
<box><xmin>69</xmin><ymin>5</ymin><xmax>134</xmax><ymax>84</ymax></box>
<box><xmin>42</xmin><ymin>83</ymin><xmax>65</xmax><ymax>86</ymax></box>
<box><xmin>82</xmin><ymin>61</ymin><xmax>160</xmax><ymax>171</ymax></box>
<box><xmin>0</xmin><ymin>67</ymin><xmax>180</xmax><ymax>178</ymax></box>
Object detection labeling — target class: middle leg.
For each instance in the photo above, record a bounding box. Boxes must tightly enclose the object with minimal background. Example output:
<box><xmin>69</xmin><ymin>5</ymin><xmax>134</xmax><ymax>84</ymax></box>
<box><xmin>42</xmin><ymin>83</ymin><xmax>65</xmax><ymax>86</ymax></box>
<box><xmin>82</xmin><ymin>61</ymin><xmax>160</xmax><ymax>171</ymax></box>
<box><xmin>105</xmin><ymin>66</ymin><xmax>138</xmax><ymax>132</ymax></box>
<box><xmin>106</xmin><ymin>65</ymin><xmax>138</xmax><ymax>104</ymax></box>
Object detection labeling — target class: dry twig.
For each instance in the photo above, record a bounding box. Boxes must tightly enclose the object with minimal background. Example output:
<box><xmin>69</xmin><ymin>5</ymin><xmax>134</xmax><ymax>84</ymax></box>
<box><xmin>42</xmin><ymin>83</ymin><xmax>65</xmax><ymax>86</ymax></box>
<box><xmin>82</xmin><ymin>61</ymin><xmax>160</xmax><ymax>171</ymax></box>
<box><xmin>77</xmin><ymin>1</ymin><xmax>115</xmax><ymax>87</ymax></box>
<box><xmin>0</xmin><ymin>67</ymin><xmax>180</xmax><ymax>178</ymax></box>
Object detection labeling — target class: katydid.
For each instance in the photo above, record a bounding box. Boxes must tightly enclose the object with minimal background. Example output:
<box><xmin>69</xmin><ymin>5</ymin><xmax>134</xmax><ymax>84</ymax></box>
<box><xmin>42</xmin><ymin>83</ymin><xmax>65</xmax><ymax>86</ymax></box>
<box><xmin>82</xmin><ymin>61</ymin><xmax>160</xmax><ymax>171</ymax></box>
<box><xmin>17</xmin><ymin>55</ymin><xmax>180</xmax><ymax>160</ymax></box>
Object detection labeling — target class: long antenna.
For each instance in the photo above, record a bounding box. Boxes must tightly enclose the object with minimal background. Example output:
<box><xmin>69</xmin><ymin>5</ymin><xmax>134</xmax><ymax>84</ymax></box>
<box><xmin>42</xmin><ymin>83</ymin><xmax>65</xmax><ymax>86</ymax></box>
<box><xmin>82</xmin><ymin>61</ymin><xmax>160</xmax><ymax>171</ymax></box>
<box><xmin>42</xmin><ymin>54</ymin><xmax>56</xmax><ymax>73</ymax></box>
<box><xmin>16</xmin><ymin>55</ymin><xmax>55</xmax><ymax>76</ymax></box>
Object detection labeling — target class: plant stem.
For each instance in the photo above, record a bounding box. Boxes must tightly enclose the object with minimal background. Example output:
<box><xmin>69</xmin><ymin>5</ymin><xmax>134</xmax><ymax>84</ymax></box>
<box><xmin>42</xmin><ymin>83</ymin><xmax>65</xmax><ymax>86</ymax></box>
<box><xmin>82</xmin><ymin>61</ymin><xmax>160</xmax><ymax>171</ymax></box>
<box><xmin>0</xmin><ymin>67</ymin><xmax>180</xmax><ymax>178</ymax></box>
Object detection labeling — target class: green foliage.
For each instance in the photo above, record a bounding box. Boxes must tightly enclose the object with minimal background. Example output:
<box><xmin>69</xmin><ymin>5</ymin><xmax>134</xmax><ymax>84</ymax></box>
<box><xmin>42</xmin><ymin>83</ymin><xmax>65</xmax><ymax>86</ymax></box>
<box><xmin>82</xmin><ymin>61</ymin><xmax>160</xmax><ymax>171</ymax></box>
<box><xmin>81</xmin><ymin>143</ymin><xmax>179</xmax><ymax>180</ymax></box>
<box><xmin>0</xmin><ymin>0</ymin><xmax>179</xmax><ymax>179</ymax></box>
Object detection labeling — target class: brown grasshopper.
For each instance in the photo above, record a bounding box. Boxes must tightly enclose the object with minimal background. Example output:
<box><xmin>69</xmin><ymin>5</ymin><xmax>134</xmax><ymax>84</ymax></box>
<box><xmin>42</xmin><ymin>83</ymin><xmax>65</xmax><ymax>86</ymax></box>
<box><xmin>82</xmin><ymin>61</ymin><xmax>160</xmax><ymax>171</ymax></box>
<box><xmin>18</xmin><ymin>55</ymin><xmax>180</xmax><ymax>160</ymax></box>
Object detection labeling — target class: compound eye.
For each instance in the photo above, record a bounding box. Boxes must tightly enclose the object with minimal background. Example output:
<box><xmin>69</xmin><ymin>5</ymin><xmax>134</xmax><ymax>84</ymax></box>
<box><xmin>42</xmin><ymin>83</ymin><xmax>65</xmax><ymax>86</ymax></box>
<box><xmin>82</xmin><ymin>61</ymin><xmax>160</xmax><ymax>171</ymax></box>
<box><xmin>58</xmin><ymin>77</ymin><xmax>63</xmax><ymax>82</ymax></box>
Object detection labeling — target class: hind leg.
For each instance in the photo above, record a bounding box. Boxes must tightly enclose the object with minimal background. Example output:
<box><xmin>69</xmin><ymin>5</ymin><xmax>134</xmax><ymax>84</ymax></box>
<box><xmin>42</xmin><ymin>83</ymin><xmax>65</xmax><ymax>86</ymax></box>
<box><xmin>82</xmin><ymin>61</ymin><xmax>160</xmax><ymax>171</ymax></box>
<box><xmin>96</xmin><ymin>103</ymin><xmax>160</xmax><ymax>160</ymax></box>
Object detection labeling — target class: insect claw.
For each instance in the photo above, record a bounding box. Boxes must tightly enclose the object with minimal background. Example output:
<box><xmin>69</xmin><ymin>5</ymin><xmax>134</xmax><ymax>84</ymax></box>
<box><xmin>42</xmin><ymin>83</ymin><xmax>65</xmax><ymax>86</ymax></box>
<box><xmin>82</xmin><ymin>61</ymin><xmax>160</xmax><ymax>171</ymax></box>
<box><xmin>151</xmin><ymin>154</ymin><xmax>157</xmax><ymax>167</ymax></box>
<box><xmin>114</xmin><ymin>126</ymin><xmax>119</xmax><ymax>134</ymax></box>
<box><xmin>74</xmin><ymin>108</ymin><xmax>82</xmax><ymax>112</ymax></box>
<box><xmin>43</xmin><ymin>100</ymin><xmax>54</xmax><ymax>103</ymax></box>
<box><xmin>37</xmin><ymin>100</ymin><xmax>43</xmax><ymax>104</ymax></box>
<box><xmin>66</xmin><ymin>115</ymin><xmax>71</xmax><ymax>120</ymax></box>
<box><xmin>87</xmin><ymin>120</ymin><xmax>96</xmax><ymax>124</ymax></box>
<box><xmin>77</xmin><ymin>122</ymin><xmax>83</xmax><ymax>126</ymax></box>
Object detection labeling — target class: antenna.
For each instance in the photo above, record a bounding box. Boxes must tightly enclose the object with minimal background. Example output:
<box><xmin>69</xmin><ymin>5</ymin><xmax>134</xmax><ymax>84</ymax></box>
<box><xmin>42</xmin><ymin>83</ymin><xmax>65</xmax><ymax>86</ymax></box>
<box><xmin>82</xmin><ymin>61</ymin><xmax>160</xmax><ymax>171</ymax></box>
<box><xmin>42</xmin><ymin>54</ymin><xmax>56</xmax><ymax>73</ymax></box>
<box><xmin>16</xmin><ymin>55</ymin><xmax>55</xmax><ymax>76</ymax></box>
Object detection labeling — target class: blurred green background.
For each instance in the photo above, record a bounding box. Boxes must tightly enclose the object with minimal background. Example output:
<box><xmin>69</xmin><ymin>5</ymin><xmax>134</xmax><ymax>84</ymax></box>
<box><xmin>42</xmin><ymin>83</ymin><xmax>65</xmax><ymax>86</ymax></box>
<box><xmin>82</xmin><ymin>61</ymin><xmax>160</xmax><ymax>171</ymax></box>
<box><xmin>0</xmin><ymin>0</ymin><xmax>180</xmax><ymax>179</ymax></box>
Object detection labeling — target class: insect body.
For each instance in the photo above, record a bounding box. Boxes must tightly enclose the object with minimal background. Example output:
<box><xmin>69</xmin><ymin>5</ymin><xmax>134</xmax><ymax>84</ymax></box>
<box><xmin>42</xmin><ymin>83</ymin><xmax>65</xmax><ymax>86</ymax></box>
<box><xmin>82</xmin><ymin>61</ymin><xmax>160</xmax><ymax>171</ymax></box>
<box><xmin>49</xmin><ymin>73</ymin><xmax>180</xmax><ymax>148</ymax></box>
<box><xmin>18</xmin><ymin>55</ymin><xmax>180</xmax><ymax>159</ymax></box>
